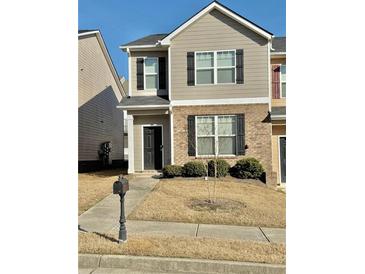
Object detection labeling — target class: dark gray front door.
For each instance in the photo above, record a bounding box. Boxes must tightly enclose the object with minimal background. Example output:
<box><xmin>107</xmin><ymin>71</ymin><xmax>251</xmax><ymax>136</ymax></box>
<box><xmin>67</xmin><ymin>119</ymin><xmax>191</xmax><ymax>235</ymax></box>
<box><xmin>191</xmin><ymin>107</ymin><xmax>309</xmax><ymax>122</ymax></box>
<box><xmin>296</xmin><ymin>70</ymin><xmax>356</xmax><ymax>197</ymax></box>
<box><xmin>143</xmin><ymin>127</ymin><xmax>162</xmax><ymax>170</ymax></box>
<box><xmin>279</xmin><ymin>137</ymin><xmax>286</xmax><ymax>183</ymax></box>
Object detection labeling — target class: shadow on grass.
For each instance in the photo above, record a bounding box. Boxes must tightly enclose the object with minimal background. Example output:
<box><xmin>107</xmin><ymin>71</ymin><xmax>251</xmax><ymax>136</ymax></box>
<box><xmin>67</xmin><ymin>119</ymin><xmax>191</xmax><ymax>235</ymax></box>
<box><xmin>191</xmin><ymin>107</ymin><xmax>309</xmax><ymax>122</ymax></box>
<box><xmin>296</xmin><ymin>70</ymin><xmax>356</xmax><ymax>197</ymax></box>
<box><xmin>94</xmin><ymin>232</ymin><xmax>119</xmax><ymax>243</ymax></box>
<box><xmin>78</xmin><ymin>225</ymin><xmax>119</xmax><ymax>243</ymax></box>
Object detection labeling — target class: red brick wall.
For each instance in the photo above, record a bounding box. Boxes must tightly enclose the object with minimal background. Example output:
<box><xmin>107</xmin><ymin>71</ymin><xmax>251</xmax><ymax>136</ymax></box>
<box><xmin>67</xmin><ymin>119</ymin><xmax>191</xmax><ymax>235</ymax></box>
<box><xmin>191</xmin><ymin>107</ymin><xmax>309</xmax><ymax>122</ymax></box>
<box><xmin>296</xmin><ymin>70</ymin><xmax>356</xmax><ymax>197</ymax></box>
<box><xmin>172</xmin><ymin>104</ymin><xmax>276</xmax><ymax>186</ymax></box>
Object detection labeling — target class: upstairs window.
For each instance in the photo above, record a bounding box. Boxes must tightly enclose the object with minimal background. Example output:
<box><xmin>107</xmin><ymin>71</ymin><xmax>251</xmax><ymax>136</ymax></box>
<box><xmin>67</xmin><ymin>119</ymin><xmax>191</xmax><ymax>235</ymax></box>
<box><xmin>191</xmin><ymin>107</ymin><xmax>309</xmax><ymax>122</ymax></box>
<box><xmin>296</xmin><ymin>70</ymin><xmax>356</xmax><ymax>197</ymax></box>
<box><xmin>280</xmin><ymin>64</ymin><xmax>286</xmax><ymax>98</ymax></box>
<box><xmin>195</xmin><ymin>50</ymin><xmax>236</xmax><ymax>85</ymax></box>
<box><xmin>144</xmin><ymin>57</ymin><xmax>158</xmax><ymax>90</ymax></box>
<box><xmin>217</xmin><ymin>51</ymin><xmax>235</xmax><ymax>83</ymax></box>
<box><xmin>196</xmin><ymin>52</ymin><xmax>214</xmax><ymax>84</ymax></box>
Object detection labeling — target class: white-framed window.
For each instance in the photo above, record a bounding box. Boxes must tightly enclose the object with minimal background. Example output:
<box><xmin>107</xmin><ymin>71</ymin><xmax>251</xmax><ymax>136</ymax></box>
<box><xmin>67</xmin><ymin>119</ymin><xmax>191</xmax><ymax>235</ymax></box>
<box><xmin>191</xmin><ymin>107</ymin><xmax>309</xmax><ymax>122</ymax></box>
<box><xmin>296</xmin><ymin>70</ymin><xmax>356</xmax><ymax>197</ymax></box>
<box><xmin>280</xmin><ymin>64</ymin><xmax>286</xmax><ymax>98</ymax></box>
<box><xmin>195</xmin><ymin>50</ymin><xmax>236</xmax><ymax>85</ymax></box>
<box><xmin>144</xmin><ymin>57</ymin><xmax>159</xmax><ymax>90</ymax></box>
<box><xmin>196</xmin><ymin>115</ymin><xmax>237</xmax><ymax>156</ymax></box>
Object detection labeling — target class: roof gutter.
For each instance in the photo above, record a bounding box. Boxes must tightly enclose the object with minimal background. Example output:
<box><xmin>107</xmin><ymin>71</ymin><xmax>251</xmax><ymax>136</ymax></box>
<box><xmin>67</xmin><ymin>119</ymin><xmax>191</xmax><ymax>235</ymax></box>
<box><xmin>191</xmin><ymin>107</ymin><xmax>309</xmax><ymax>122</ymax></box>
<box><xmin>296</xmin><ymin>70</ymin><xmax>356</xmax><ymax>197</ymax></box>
<box><xmin>78</xmin><ymin>30</ymin><xmax>99</xmax><ymax>37</ymax></box>
<box><xmin>116</xmin><ymin>104</ymin><xmax>170</xmax><ymax>110</ymax></box>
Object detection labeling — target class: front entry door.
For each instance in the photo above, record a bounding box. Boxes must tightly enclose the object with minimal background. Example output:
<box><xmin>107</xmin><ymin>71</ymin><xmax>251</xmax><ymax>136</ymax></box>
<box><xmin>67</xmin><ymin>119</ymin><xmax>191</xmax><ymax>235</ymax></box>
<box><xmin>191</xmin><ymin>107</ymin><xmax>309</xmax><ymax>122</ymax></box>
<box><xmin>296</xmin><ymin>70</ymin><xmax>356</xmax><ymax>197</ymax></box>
<box><xmin>143</xmin><ymin>127</ymin><xmax>162</xmax><ymax>170</ymax></box>
<box><xmin>279</xmin><ymin>136</ymin><xmax>286</xmax><ymax>183</ymax></box>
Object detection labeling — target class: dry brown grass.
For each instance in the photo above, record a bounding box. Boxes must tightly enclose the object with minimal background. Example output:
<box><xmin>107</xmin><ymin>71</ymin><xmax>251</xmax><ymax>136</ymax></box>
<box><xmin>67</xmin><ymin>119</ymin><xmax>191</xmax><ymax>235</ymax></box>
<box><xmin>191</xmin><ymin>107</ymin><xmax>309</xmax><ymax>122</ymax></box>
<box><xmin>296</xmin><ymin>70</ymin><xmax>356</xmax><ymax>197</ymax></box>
<box><xmin>128</xmin><ymin>179</ymin><xmax>285</xmax><ymax>228</ymax></box>
<box><xmin>78</xmin><ymin>169</ymin><xmax>123</xmax><ymax>215</ymax></box>
<box><xmin>79</xmin><ymin>232</ymin><xmax>285</xmax><ymax>264</ymax></box>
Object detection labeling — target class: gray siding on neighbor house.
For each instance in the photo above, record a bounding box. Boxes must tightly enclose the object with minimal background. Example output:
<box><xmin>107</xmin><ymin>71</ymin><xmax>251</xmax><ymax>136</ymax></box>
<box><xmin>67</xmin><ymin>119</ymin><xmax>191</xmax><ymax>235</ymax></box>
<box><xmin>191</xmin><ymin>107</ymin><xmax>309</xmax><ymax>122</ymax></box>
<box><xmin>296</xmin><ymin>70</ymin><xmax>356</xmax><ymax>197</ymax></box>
<box><xmin>78</xmin><ymin>34</ymin><xmax>124</xmax><ymax>161</ymax></box>
<box><xmin>130</xmin><ymin>51</ymin><xmax>168</xmax><ymax>97</ymax></box>
<box><xmin>133</xmin><ymin>115</ymin><xmax>170</xmax><ymax>171</ymax></box>
<box><xmin>170</xmin><ymin>9</ymin><xmax>269</xmax><ymax>100</ymax></box>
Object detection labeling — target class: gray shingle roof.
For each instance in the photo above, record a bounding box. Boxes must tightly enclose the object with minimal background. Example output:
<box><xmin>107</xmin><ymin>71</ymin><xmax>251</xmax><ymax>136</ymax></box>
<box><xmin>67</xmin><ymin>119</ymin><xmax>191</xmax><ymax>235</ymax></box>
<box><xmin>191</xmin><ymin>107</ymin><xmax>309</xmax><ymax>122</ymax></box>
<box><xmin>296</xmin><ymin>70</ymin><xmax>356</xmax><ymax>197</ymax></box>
<box><xmin>119</xmin><ymin>96</ymin><xmax>170</xmax><ymax>107</ymax></box>
<box><xmin>271</xmin><ymin>107</ymin><xmax>286</xmax><ymax>116</ymax></box>
<box><xmin>122</xmin><ymin>34</ymin><xmax>168</xmax><ymax>47</ymax></box>
<box><xmin>272</xmin><ymin>37</ymin><xmax>286</xmax><ymax>52</ymax></box>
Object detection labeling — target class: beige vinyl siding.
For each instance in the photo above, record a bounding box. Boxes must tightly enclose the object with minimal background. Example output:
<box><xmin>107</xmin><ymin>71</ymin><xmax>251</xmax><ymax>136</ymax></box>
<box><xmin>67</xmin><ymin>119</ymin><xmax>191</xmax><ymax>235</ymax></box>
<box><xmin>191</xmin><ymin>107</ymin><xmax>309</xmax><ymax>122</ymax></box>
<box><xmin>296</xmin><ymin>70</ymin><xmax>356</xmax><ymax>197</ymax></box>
<box><xmin>133</xmin><ymin>115</ymin><xmax>170</xmax><ymax>171</ymax></box>
<box><xmin>170</xmin><ymin>9</ymin><xmax>269</xmax><ymax>100</ymax></box>
<box><xmin>130</xmin><ymin>51</ymin><xmax>168</xmax><ymax>97</ymax></box>
<box><xmin>78</xmin><ymin>35</ymin><xmax>124</xmax><ymax>161</ymax></box>
<box><xmin>78</xmin><ymin>35</ymin><xmax>122</xmax><ymax>107</ymax></box>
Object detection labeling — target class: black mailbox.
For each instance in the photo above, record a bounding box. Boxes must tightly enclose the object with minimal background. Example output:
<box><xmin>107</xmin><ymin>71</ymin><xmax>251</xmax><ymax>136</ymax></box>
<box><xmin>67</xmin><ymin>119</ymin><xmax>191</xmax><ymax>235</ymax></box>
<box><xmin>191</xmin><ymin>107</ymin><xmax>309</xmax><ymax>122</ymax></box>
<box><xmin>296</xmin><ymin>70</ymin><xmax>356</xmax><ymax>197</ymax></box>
<box><xmin>113</xmin><ymin>176</ymin><xmax>129</xmax><ymax>194</ymax></box>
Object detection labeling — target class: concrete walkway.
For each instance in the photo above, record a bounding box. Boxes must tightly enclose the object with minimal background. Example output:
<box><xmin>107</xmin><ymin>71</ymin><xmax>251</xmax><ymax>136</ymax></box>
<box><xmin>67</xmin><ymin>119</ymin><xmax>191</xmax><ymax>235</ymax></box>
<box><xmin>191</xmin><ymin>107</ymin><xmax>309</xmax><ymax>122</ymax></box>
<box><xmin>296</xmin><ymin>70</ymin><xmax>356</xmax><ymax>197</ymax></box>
<box><xmin>78</xmin><ymin>175</ymin><xmax>159</xmax><ymax>233</ymax></box>
<box><xmin>78</xmin><ymin>175</ymin><xmax>285</xmax><ymax>244</ymax></box>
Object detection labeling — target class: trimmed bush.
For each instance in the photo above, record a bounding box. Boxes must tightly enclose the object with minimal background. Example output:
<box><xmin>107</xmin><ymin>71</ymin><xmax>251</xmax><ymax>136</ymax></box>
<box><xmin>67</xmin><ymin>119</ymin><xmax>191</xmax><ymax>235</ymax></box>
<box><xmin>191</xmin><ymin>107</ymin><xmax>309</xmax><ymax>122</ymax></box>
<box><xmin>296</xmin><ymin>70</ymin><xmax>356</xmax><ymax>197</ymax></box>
<box><xmin>183</xmin><ymin>161</ymin><xmax>206</xmax><ymax>177</ymax></box>
<box><xmin>230</xmin><ymin>157</ymin><xmax>265</xmax><ymax>179</ymax></box>
<box><xmin>162</xmin><ymin>165</ymin><xmax>183</xmax><ymax>178</ymax></box>
<box><xmin>208</xmin><ymin>159</ymin><xmax>230</xmax><ymax>177</ymax></box>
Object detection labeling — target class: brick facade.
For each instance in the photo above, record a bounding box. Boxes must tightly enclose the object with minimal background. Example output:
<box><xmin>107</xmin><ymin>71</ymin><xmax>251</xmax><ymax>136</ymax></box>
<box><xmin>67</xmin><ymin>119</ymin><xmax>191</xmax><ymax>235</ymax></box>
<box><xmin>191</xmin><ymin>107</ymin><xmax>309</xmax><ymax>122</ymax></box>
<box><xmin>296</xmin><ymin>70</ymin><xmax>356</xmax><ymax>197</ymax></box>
<box><xmin>172</xmin><ymin>104</ymin><xmax>276</xmax><ymax>186</ymax></box>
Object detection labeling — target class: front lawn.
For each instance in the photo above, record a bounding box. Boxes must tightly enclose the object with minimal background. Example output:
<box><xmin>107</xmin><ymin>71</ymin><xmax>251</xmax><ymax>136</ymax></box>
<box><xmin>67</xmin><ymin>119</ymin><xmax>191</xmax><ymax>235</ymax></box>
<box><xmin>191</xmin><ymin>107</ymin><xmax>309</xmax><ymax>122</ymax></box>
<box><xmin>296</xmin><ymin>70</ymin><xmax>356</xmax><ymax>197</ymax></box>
<box><xmin>78</xmin><ymin>169</ymin><xmax>123</xmax><ymax>215</ymax></box>
<box><xmin>79</xmin><ymin>232</ymin><xmax>285</xmax><ymax>264</ymax></box>
<box><xmin>128</xmin><ymin>179</ymin><xmax>286</xmax><ymax>228</ymax></box>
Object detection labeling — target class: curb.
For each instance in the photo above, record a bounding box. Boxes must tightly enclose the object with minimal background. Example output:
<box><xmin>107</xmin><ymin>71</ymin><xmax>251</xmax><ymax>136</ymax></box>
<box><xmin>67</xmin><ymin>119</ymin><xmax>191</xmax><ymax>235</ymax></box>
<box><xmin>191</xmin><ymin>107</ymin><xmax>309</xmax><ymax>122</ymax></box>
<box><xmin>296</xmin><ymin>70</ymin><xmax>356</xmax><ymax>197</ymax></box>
<box><xmin>79</xmin><ymin>254</ymin><xmax>285</xmax><ymax>274</ymax></box>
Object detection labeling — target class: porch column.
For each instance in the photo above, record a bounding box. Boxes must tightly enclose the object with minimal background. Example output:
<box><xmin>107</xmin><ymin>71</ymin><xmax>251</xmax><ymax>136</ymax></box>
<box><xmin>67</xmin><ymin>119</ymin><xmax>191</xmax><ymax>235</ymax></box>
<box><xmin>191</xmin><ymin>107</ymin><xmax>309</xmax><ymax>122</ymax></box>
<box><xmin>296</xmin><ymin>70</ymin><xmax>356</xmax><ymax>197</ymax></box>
<box><xmin>169</xmin><ymin>108</ymin><xmax>174</xmax><ymax>165</ymax></box>
<box><xmin>127</xmin><ymin>114</ymin><xmax>134</xmax><ymax>174</ymax></box>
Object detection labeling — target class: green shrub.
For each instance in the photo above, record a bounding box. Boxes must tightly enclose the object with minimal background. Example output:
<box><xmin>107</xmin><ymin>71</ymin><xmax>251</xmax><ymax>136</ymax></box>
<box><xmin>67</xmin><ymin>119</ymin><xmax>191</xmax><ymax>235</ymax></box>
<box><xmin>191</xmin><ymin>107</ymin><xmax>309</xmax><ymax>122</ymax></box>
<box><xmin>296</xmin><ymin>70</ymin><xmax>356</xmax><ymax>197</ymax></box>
<box><xmin>182</xmin><ymin>161</ymin><xmax>206</xmax><ymax>177</ymax></box>
<box><xmin>162</xmin><ymin>165</ymin><xmax>183</xmax><ymax>178</ymax></box>
<box><xmin>230</xmin><ymin>157</ymin><xmax>264</xmax><ymax>179</ymax></box>
<box><xmin>208</xmin><ymin>159</ymin><xmax>230</xmax><ymax>177</ymax></box>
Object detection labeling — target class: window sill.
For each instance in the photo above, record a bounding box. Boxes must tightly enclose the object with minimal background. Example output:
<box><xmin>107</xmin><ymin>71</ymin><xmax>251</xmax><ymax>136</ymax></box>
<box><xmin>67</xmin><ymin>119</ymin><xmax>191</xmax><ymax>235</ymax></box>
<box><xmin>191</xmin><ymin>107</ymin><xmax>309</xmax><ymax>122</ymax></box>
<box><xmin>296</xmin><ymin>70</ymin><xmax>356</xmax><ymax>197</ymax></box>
<box><xmin>194</xmin><ymin>155</ymin><xmax>238</xmax><ymax>159</ymax></box>
<box><xmin>194</xmin><ymin>83</ymin><xmax>237</xmax><ymax>86</ymax></box>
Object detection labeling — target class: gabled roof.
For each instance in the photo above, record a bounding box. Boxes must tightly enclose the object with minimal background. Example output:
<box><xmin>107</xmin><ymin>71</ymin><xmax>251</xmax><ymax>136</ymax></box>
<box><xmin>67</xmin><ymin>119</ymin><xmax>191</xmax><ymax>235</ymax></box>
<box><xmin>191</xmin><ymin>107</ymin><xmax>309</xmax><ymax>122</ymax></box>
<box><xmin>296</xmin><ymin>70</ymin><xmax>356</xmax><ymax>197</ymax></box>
<box><xmin>121</xmin><ymin>1</ymin><xmax>273</xmax><ymax>49</ymax></box>
<box><xmin>117</xmin><ymin>96</ymin><xmax>170</xmax><ymax>109</ymax></box>
<box><xmin>272</xmin><ymin>37</ymin><xmax>286</xmax><ymax>53</ymax></box>
<box><xmin>123</xmin><ymin>34</ymin><xmax>168</xmax><ymax>47</ymax></box>
<box><xmin>271</xmin><ymin>107</ymin><xmax>286</xmax><ymax>120</ymax></box>
<box><xmin>79</xmin><ymin>29</ymin><xmax>127</xmax><ymax>97</ymax></box>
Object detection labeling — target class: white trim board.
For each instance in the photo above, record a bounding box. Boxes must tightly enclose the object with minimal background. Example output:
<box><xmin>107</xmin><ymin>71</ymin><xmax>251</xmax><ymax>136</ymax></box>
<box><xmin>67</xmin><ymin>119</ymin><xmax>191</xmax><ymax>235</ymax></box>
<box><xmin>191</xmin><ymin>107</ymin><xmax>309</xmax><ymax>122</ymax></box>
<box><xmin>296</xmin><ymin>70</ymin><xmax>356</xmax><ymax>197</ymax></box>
<box><xmin>141</xmin><ymin>124</ymin><xmax>164</xmax><ymax>171</ymax></box>
<box><xmin>127</xmin><ymin>115</ymin><xmax>134</xmax><ymax>174</ymax></box>
<box><xmin>117</xmin><ymin>105</ymin><xmax>170</xmax><ymax>110</ymax></box>
<box><xmin>160</xmin><ymin>2</ymin><xmax>272</xmax><ymax>45</ymax></box>
<box><xmin>271</xmin><ymin>115</ymin><xmax>286</xmax><ymax>120</ymax></box>
<box><xmin>78</xmin><ymin>30</ymin><xmax>99</xmax><ymax>37</ymax></box>
<box><xmin>170</xmin><ymin>97</ymin><xmax>269</xmax><ymax>106</ymax></box>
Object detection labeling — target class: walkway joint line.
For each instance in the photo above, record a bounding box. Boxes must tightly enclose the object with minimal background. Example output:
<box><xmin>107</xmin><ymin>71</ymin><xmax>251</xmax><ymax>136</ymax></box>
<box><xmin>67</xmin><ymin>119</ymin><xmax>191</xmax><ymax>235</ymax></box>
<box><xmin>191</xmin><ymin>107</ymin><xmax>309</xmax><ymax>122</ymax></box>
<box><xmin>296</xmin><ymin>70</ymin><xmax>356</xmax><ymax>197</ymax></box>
<box><xmin>195</xmin><ymin>224</ymin><xmax>200</xmax><ymax>237</ymax></box>
<box><xmin>258</xmin><ymin>226</ymin><xmax>270</xmax><ymax>243</ymax></box>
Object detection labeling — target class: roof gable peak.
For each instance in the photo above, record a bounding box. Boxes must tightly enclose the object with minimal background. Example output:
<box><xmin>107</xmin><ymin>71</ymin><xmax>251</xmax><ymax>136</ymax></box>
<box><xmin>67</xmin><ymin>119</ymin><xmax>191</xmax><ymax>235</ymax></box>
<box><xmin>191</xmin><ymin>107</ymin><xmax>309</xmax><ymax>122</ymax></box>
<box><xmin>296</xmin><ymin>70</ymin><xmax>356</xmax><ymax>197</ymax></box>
<box><xmin>160</xmin><ymin>1</ymin><xmax>272</xmax><ymax>45</ymax></box>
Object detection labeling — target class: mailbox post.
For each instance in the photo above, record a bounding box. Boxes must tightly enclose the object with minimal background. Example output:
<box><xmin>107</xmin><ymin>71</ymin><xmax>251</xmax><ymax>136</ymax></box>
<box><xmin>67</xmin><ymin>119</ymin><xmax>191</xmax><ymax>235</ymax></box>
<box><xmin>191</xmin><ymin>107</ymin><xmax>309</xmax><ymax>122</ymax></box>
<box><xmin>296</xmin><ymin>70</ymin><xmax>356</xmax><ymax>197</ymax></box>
<box><xmin>113</xmin><ymin>175</ymin><xmax>129</xmax><ymax>243</ymax></box>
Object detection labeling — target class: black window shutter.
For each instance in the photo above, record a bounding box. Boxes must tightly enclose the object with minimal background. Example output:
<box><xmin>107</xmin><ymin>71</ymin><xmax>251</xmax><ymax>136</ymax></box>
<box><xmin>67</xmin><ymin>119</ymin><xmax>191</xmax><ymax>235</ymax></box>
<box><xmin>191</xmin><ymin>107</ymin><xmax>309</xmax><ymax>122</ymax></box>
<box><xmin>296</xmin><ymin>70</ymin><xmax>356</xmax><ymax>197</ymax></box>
<box><xmin>236</xmin><ymin>114</ymin><xmax>245</xmax><ymax>155</ymax></box>
<box><xmin>187</xmin><ymin>115</ymin><xmax>196</xmax><ymax>156</ymax></box>
<box><xmin>136</xmin><ymin>58</ymin><xmax>144</xmax><ymax>90</ymax></box>
<box><xmin>159</xmin><ymin>57</ymin><xmax>166</xmax><ymax>89</ymax></box>
<box><xmin>187</xmin><ymin>52</ymin><xmax>195</xmax><ymax>86</ymax></box>
<box><xmin>236</xmin><ymin>49</ymin><xmax>244</xmax><ymax>84</ymax></box>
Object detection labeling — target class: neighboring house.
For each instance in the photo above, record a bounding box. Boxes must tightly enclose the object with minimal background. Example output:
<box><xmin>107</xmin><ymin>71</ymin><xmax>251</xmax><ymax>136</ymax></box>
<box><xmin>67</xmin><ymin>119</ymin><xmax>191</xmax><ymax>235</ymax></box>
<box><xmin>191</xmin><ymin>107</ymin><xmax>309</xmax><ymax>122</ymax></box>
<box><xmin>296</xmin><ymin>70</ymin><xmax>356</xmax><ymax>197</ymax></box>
<box><xmin>118</xmin><ymin>1</ymin><xmax>284</xmax><ymax>186</ymax></box>
<box><xmin>271</xmin><ymin>37</ymin><xmax>286</xmax><ymax>185</ymax></box>
<box><xmin>78</xmin><ymin>29</ymin><xmax>127</xmax><ymax>172</ymax></box>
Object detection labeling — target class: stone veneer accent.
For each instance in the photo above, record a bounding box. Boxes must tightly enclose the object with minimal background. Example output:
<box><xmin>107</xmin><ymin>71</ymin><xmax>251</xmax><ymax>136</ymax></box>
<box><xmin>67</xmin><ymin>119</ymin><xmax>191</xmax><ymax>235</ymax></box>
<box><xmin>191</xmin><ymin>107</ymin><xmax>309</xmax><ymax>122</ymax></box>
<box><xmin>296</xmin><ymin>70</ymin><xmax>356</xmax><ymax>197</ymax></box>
<box><xmin>172</xmin><ymin>104</ymin><xmax>276</xmax><ymax>186</ymax></box>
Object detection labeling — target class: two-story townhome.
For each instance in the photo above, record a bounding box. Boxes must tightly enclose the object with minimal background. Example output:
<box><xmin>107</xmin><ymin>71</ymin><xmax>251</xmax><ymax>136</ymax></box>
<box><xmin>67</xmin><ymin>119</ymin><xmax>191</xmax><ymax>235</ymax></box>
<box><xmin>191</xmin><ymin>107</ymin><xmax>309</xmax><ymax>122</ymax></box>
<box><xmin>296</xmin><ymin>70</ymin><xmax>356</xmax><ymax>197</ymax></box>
<box><xmin>118</xmin><ymin>1</ymin><xmax>281</xmax><ymax>186</ymax></box>
<box><xmin>271</xmin><ymin>37</ymin><xmax>286</xmax><ymax>185</ymax></box>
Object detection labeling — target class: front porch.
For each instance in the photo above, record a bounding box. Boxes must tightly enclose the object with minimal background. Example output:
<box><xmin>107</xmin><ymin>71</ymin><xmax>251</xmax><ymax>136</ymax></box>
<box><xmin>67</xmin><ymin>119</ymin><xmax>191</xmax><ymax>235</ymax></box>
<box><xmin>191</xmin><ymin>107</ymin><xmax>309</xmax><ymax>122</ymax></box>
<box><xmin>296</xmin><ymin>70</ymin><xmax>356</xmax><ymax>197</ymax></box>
<box><xmin>117</xmin><ymin>96</ymin><xmax>172</xmax><ymax>174</ymax></box>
